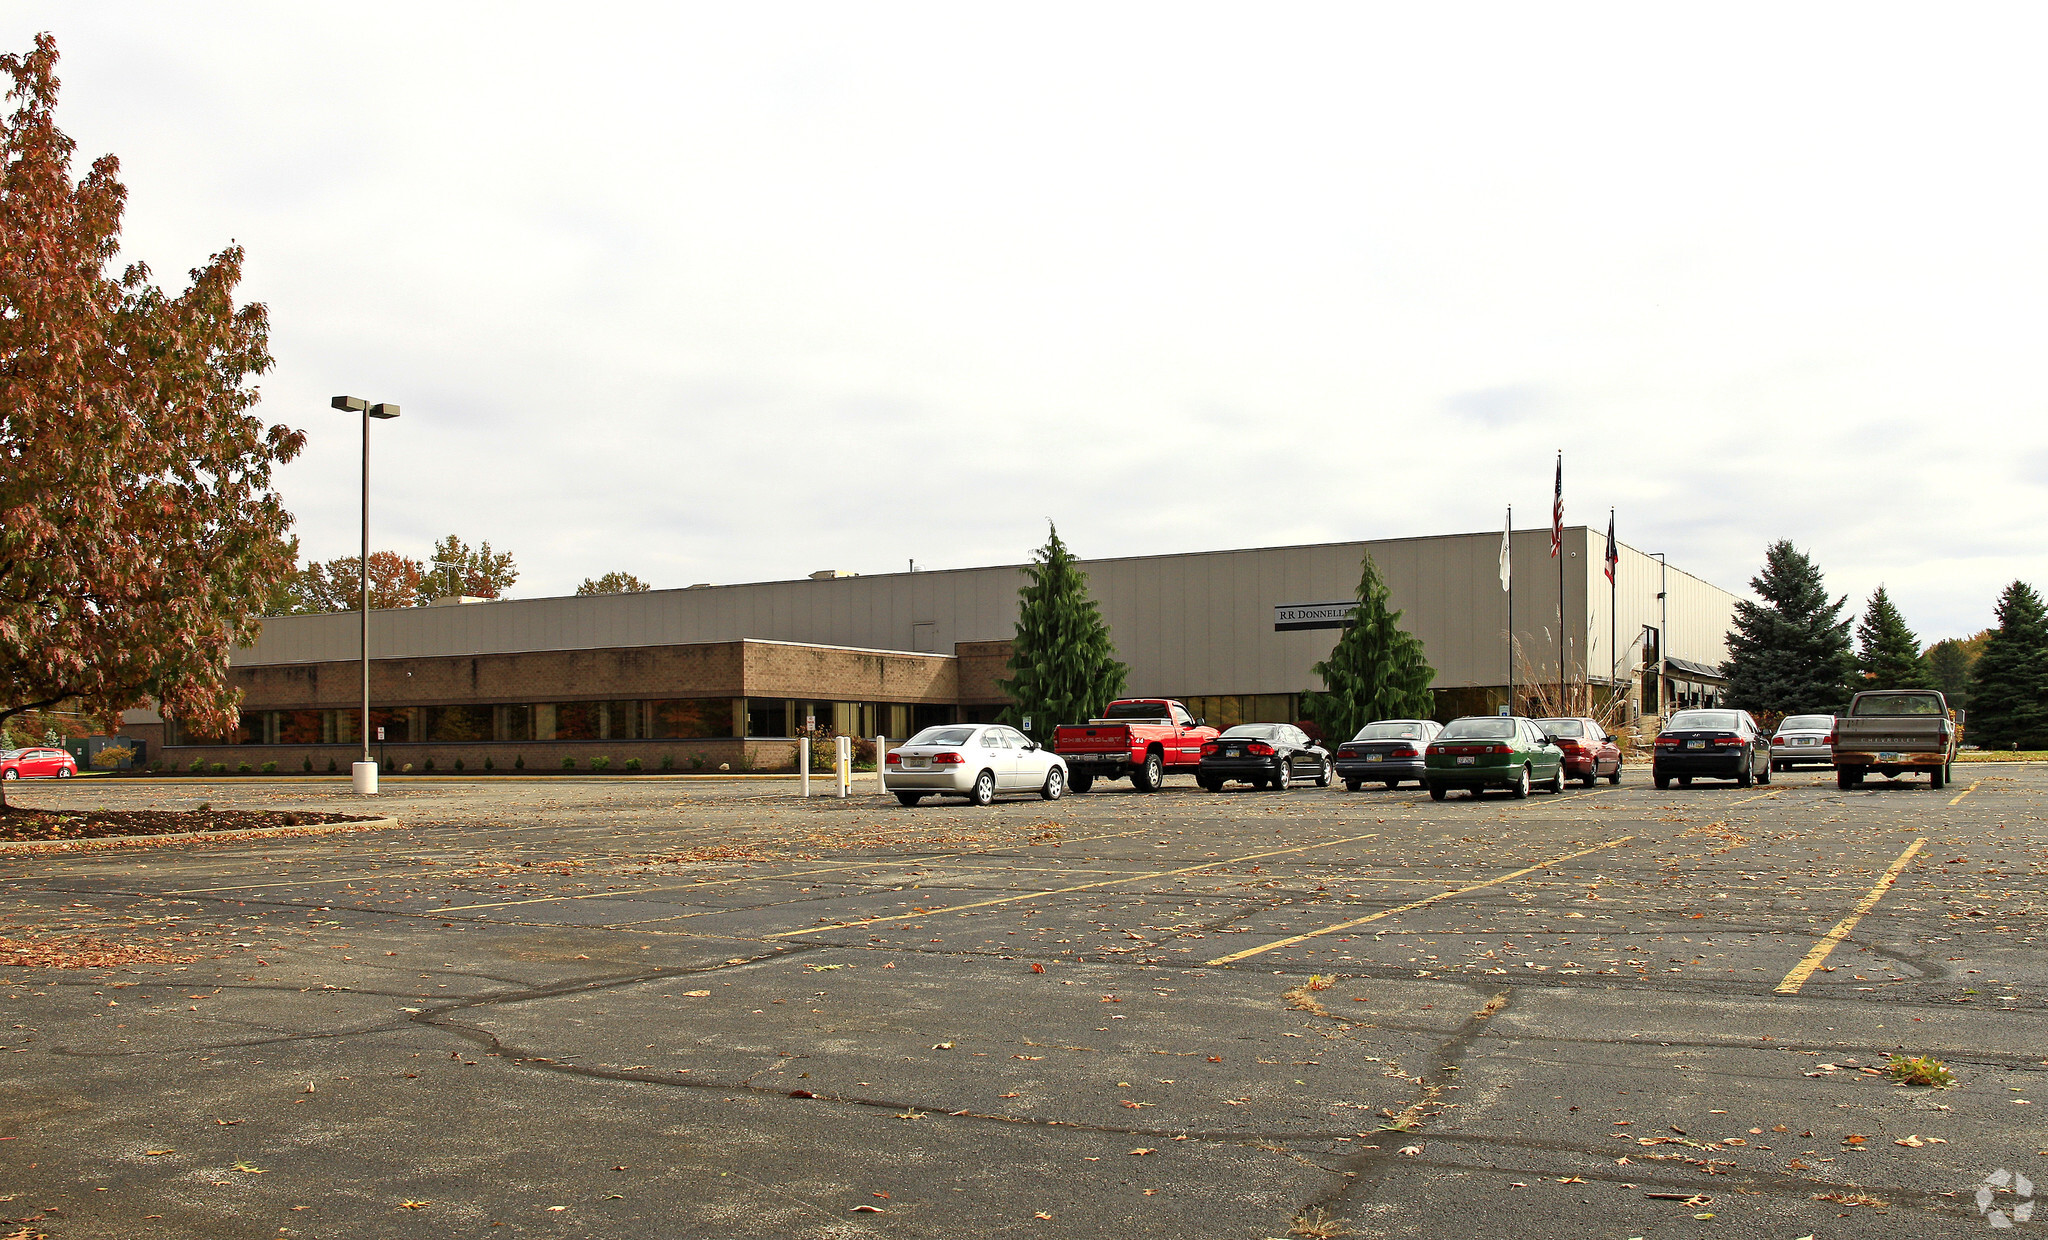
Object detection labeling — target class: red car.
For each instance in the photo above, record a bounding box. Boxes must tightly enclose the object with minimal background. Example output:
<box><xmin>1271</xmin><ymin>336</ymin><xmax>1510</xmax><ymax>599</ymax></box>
<box><xmin>1</xmin><ymin>747</ymin><xmax>79</xmax><ymax>780</ymax></box>
<box><xmin>1532</xmin><ymin>717</ymin><xmax>1622</xmax><ymax>786</ymax></box>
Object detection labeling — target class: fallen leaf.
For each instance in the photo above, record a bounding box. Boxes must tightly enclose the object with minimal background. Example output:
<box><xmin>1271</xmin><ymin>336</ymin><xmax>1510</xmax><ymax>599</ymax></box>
<box><xmin>145</xmin><ymin>1148</ymin><xmax>175</xmax><ymax>1156</ymax></box>
<box><xmin>1208</xmin><ymin>1056</ymin><xmax>1223</xmax><ymax>1062</ymax></box>
<box><xmin>398</xmin><ymin>1200</ymin><xmax>428</xmax><ymax>1210</ymax></box>
<box><xmin>1895</xmin><ymin>1135</ymin><xmax>1926</xmax><ymax>1147</ymax></box>
<box><xmin>1034</xmin><ymin>1212</ymin><xmax>1053</xmax><ymax>1220</ymax></box>
<box><xmin>999</xmin><ymin>1092</ymin><xmax>1020</xmax><ymax>1098</ymax></box>
<box><xmin>215</xmin><ymin>1118</ymin><xmax>242</xmax><ymax>1126</ymax></box>
<box><xmin>1030</xmin><ymin>964</ymin><xmax>1045</xmax><ymax>973</ymax></box>
<box><xmin>1842</xmin><ymin>1134</ymin><xmax>1868</xmax><ymax>1146</ymax></box>
<box><xmin>932</xmin><ymin>1042</ymin><xmax>954</xmax><ymax>1050</ymax></box>
<box><xmin>681</xmin><ymin>990</ymin><xmax>710</xmax><ymax>998</ymax></box>
<box><xmin>852</xmin><ymin>1205</ymin><xmax>883</xmax><ymax>1213</ymax></box>
<box><xmin>1129</xmin><ymin>1148</ymin><xmax>1156</xmax><ymax>1156</ymax></box>
<box><xmin>235</xmin><ymin>1162</ymin><xmax>266</xmax><ymax>1174</ymax></box>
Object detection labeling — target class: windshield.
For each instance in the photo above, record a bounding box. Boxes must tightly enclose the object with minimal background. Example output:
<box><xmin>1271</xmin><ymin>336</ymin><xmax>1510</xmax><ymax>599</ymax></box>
<box><xmin>1440</xmin><ymin>717</ymin><xmax>1517</xmax><ymax>740</ymax></box>
<box><xmin>1354</xmin><ymin>722</ymin><xmax>1424</xmax><ymax>740</ymax></box>
<box><xmin>1220</xmin><ymin>725</ymin><xmax>1278</xmax><ymax>739</ymax></box>
<box><xmin>907</xmin><ymin>726</ymin><xmax>975</xmax><ymax>747</ymax></box>
<box><xmin>1850</xmin><ymin>693</ymin><xmax>1943</xmax><ymax>716</ymax></box>
<box><xmin>1101</xmin><ymin>701</ymin><xmax>1172</xmax><ymax>720</ymax></box>
<box><xmin>1535</xmin><ymin>718</ymin><xmax>1585</xmax><ymax>737</ymax></box>
<box><xmin>1668</xmin><ymin>710</ymin><xmax>1740</xmax><ymax>731</ymax></box>
<box><xmin>1782</xmin><ymin>715</ymin><xmax>1833</xmax><ymax>731</ymax></box>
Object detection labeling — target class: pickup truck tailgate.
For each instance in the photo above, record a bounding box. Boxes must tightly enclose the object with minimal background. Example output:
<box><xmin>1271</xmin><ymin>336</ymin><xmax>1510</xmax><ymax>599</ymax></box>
<box><xmin>1836</xmin><ymin>718</ymin><xmax>1948</xmax><ymax>752</ymax></box>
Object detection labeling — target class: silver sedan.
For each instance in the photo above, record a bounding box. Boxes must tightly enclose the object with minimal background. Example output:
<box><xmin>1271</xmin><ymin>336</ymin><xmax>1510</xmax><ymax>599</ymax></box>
<box><xmin>884</xmin><ymin>723</ymin><xmax>1068</xmax><ymax>806</ymax></box>
<box><xmin>1771</xmin><ymin>714</ymin><xmax>1836</xmax><ymax>770</ymax></box>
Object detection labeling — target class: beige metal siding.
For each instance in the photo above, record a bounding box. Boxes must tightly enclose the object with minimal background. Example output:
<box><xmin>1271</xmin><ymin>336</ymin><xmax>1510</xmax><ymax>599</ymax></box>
<box><xmin>239</xmin><ymin>529</ymin><xmax>1739</xmax><ymax>698</ymax></box>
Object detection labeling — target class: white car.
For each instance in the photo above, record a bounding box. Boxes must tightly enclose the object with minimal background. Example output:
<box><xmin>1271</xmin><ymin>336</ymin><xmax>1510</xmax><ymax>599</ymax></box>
<box><xmin>1771</xmin><ymin>713</ymin><xmax>1836</xmax><ymax>771</ymax></box>
<box><xmin>884</xmin><ymin>724</ymin><xmax>1068</xmax><ymax>806</ymax></box>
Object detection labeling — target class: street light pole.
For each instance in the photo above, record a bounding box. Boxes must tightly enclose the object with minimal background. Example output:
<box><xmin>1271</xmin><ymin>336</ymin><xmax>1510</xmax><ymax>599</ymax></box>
<box><xmin>332</xmin><ymin>396</ymin><xmax>400</xmax><ymax>793</ymax></box>
<box><xmin>1649</xmin><ymin>551</ymin><xmax>1668</xmax><ymax>722</ymax></box>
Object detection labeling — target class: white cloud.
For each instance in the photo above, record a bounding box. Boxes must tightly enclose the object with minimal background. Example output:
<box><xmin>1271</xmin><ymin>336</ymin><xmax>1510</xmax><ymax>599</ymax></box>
<box><xmin>8</xmin><ymin>2</ymin><xmax>2044</xmax><ymax>643</ymax></box>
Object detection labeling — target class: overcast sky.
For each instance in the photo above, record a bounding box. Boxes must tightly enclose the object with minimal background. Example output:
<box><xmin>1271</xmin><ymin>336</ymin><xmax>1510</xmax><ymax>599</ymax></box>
<box><xmin>9</xmin><ymin>4</ymin><xmax>2044</xmax><ymax>642</ymax></box>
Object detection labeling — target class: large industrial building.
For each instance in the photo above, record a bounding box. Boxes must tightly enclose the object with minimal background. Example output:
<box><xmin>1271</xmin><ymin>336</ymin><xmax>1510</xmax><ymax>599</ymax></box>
<box><xmin>142</xmin><ymin>526</ymin><xmax>1740</xmax><ymax>772</ymax></box>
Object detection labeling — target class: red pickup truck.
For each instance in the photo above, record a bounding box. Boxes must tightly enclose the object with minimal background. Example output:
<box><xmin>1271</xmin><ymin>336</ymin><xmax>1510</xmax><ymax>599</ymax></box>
<box><xmin>1053</xmin><ymin>699</ymin><xmax>1218</xmax><ymax>793</ymax></box>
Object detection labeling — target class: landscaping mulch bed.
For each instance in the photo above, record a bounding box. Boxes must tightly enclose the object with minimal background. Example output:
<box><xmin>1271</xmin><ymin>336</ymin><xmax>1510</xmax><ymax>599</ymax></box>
<box><xmin>0</xmin><ymin>806</ymin><xmax>379</xmax><ymax>843</ymax></box>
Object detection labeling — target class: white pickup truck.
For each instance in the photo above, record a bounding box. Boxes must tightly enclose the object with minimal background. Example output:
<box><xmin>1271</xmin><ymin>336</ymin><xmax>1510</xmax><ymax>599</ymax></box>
<box><xmin>1832</xmin><ymin>689</ymin><xmax>1961</xmax><ymax>790</ymax></box>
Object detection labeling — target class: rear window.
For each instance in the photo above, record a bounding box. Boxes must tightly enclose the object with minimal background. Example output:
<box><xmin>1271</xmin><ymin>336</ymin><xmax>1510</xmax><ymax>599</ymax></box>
<box><xmin>1441</xmin><ymin>717</ymin><xmax>1516</xmax><ymax>740</ymax></box>
<box><xmin>907</xmin><ymin>727</ymin><xmax>975</xmax><ymax>746</ymax></box>
<box><xmin>1668</xmin><ymin>710</ymin><xmax>1739</xmax><ymax>731</ymax></box>
<box><xmin>1220</xmin><ymin>725</ymin><xmax>1278</xmax><ymax>739</ymax></box>
<box><xmin>1536</xmin><ymin>719</ymin><xmax>1585</xmax><ymax>737</ymax></box>
<box><xmin>1101</xmin><ymin>701</ymin><xmax>1173</xmax><ymax>720</ymax></box>
<box><xmin>1354</xmin><ymin>722</ymin><xmax>1425</xmax><ymax>740</ymax></box>
<box><xmin>1850</xmin><ymin>694</ymin><xmax>1943</xmax><ymax>716</ymax></box>
<box><xmin>1782</xmin><ymin>715</ymin><xmax>1833</xmax><ymax>730</ymax></box>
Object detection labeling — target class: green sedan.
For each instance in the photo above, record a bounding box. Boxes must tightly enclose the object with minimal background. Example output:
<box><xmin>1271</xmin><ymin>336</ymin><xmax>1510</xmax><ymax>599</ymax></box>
<box><xmin>1423</xmin><ymin>715</ymin><xmax>1567</xmax><ymax>800</ymax></box>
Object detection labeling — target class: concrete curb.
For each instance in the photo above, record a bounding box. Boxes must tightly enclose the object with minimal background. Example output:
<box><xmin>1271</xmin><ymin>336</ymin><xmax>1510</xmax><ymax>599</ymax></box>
<box><xmin>76</xmin><ymin>773</ymin><xmax>879</xmax><ymax>785</ymax></box>
<box><xmin>0</xmin><ymin>816</ymin><xmax>402</xmax><ymax>855</ymax></box>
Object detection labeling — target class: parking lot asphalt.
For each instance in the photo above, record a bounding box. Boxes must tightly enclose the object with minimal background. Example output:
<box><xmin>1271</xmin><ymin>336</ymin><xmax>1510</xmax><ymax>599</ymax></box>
<box><xmin>1</xmin><ymin>767</ymin><xmax>2043</xmax><ymax>1239</ymax></box>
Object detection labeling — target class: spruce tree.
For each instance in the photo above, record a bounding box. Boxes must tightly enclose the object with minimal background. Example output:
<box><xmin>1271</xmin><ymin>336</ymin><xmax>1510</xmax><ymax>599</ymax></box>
<box><xmin>1302</xmin><ymin>552</ymin><xmax>1437</xmax><ymax>743</ymax></box>
<box><xmin>996</xmin><ymin>523</ymin><xmax>1128</xmax><ymax>744</ymax></box>
<box><xmin>1854</xmin><ymin>585</ymin><xmax>1933</xmax><ymax>691</ymax></box>
<box><xmin>1722</xmin><ymin>541</ymin><xmax>1857</xmax><ymax>715</ymax></box>
<box><xmin>1969</xmin><ymin>581</ymin><xmax>2048</xmax><ymax>748</ymax></box>
<box><xmin>1926</xmin><ymin>632</ymin><xmax>1988</xmax><ymax>712</ymax></box>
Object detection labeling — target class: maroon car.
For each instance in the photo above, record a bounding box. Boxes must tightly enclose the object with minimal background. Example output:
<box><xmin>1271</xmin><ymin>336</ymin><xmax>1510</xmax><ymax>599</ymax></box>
<box><xmin>0</xmin><ymin>747</ymin><xmax>79</xmax><ymax>780</ymax></box>
<box><xmin>1533</xmin><ymin>717</ymin><xmax>1621</xmax><ymax>786</ymax></box>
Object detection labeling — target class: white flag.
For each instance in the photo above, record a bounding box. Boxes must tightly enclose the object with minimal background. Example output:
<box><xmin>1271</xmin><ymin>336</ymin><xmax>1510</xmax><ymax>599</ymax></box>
<box><xmin>1499</xmin><ymin>509</ymin><xmax>1512</xmax><ymax>591</ymax></box>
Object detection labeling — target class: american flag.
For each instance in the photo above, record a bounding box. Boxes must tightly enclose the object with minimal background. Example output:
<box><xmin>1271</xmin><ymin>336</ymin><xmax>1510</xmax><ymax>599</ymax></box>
<box><xmin>1604</xmin><ymin>511</ymin><xmax>1618</xmax><ymax>583</ymax></box>
<box><xmin>1549</xmin><ymin>453</ymin><xmax>1563</xmax><ymax>558</ymax></box>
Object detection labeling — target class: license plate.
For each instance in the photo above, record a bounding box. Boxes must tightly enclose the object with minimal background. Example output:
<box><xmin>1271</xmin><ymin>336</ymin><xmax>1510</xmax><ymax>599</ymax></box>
<box><xmin>1794</xmin><ymin>738</ymin><xmax>1813</xmax><ymax>746</ymax></box>
<box><xmin>1456</xmin><ymin>755</ymin><xmax>1475</xmax><ymax>765</ymax></box>
<box><xmin>1879</xmin><ymin>752</ymin><xmax>1901</xmax><ymax>762</ymax></box>
<box><xmin>1365</xmin><ymin>754</ymin><xmax>1383</xmax><ymax>763</ymax></box>
<box><xmin>1686</xmin><ymin>739</ymin><xmax>1705</xmax><ymax>749</ymax></box>
<box><xmin>905</xmin><ymin>757</ymin><xmax>927</xmax><ymax>768</ymax></box>
<box><xmin>1225</xmin><ymin>748</ymin><xmax>1240</xmax><ymax>757</ymax></box>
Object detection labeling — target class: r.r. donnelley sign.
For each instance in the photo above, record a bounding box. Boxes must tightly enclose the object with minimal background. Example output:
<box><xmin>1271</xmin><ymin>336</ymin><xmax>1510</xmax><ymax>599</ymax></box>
<box><xmin>1274</xmin><ymin>601</ymin><xmax>1357</xmax><ymax>632</ymax></box>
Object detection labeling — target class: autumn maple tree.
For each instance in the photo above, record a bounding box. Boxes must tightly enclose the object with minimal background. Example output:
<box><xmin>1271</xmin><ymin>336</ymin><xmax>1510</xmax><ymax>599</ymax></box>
<box><xmin>270</xmin><ymin>550</ymin><xmax>428</xmax><ymax>614</ymax></box>
<box><xmin>0</xmin><ymin>34</ymin><xmax>303</xmax><ymax>800</ymax></box>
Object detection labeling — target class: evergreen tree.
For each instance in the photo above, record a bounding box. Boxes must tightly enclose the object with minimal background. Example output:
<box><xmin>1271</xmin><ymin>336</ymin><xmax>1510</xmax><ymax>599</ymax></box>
<box><xmin>1721</xmin><ymin>540</ymin><xmax>1857</xmax><ymax>714</ymax></box>
<box><xmin>1970</xmin><ymin>581</ymin><xmax>2048</xmax><ymax>749</ymax></box>
<box><xmin>1926</xmin><ymin>631</ymin><xmax>1989</xmax><ymax>712</ymax></box>
<box><xmin>1301</xmin><ymin>552</ymin><xmax>1437</xmax><ymax>743</ymax></box>
<box><xmin>996</xmin><ymin>523</ymin><xmax>1128</xmax><ymax>744</ymax></box>
<box><xmin>1854</xmin><ymin>585</ymin><xmax>1933</xmax><ymax>690</ymax></box>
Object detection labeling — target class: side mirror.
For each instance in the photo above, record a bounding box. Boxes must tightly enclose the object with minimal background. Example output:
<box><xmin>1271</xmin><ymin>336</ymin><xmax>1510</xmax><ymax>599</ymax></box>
<box><xmin>1024</xmin><ymin>740</ymin><xmax>1038</xmax><ymax>751</ymax></box>
<box><xmin>1194</xmin><ymin>718</ymin><xmax>1206</xmax><ymax>727</ymax></box>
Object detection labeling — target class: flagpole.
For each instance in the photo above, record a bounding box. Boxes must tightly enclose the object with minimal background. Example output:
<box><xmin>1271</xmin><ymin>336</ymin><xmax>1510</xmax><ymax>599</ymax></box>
<box><xmin>1555</xmin><ymin>451</ymin><xmax>1565</xmax><ymax>715</ymax></box>
<box><xmin>1608</xmin><ymin>507</ymin><xmax>1618</xmax><ymax>717</ymax></box>
<box><xmin>1505</xmin><ymin>505</ymin><xmax>1514</xmax><ymax>716</ymax></box>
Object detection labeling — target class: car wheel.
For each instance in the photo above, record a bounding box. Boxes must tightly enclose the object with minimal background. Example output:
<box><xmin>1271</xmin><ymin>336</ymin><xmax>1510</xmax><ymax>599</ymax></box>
<box><xmin>1133</xmin><ymin>750</ymin><xmax>1164</xmax><ymax>793</ymax></box>
<box><xmin>1272</xmin><ymin>762</ymin><xmax>1292</xmax><ymax>792</ymax></box>
<box><xmin>1758</xmin><ymin>760</ymin><xmax>1771</xmax><ymax>786</ymax></box>
<box><xmin>1654</xmin><ymin>774</ymin><xmax>1669</xmax><ymax>790</ymax></box>
<box><xmin>1429</xmin><ymin>785</ymin><xmax>1447</xmax><ymax>802</ymax></box>
<box><xmin>1736</xmin><ymin>760</ymin><xmax>1753</xmax><ymax>788</ymax></box>
<box><xmin>1344</xmin><ymin>777</ymin><xmax>1362</xmax><ymax>792</ymax></box>
<box><xmin>56</xmin><ymin>767</ymin><xmax>71</xmax><ymax>778</ymax></box>
<box><xmin>1040</xmin><ymin>766</ymin><xmax>1065</xmax><ymax>801</ymax></box>
<box><xmin>1929</xmin><ymin>764</ymin><xmax>1945</xmax><ymax>791</ymax></box>
<box><xmin>1198</xmin><ymin>775</ymin><xmax>1221</xmax><ymax>793</ymax></box>
<box><xmin>1509</xmin><ymin>765</ymin><xmax>1531</xmax><ymax>799</ymax></box>
<box><xmin>969</xmin><ymin>769</ymin><xmax>997</xmax><ymax>806</ymax></box>
<box><xmin>1607</xmin><ymin>766</ymin><xmax>1621</xmax><ymax>785</ymax></box>
<box><xmin>1314</xmin><ymin>759</ymin><xmax>1332</xmax><ymax>788</ymax></box>
<box><xmin>1</xmin><ymin>769</ymin><xmax>15</xmax><ymax>780</ymax></box>
<box><xmin>1837</xmin><ymin>767</ymin><xmax>1862</xmax><ymax>790</ymax></box>
<box><xmin>1678</xmin><ymin>775</ymin><xmax>1693</xmax><ymax>788</ymax></box>
<box><xmin>1545</xmin><ymin>766</ymin><xmax>1565</xmax><ymax>794</ymax></box>
<box><xmin>1580</xmin><ymin>771</ymin><xmax>1598</xmax><ymax>787</ymax></box>
<box><xmin>895</xmin><ymin>791</ymin><xmax>926</xmax><ymax>807</ymax></box>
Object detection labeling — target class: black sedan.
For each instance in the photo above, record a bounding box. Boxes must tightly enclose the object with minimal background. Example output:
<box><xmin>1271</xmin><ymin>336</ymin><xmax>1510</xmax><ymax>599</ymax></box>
<box><xmin>1198</xmin><ymin>724</ymin><xmax>1331</xmax><ymax>791</ymax></box>
<box><xmin>1651</xmin><ymin>709</ymin><xmax>1773</xmax><ymax>789</ymax></box>
<box><xmin>1333</xmin><ymin>718</ymin><xmax>1443</xmax><ymax>790</ymax></box>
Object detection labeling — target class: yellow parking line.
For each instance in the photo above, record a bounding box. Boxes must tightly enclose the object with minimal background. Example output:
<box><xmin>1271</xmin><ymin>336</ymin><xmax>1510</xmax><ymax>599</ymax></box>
<box><xmin>763</xmin><ymin>833</ymin><xmax>1383</xmax><ymax>938</ymax></box>
<box><xmin>1730</xmin><ymin>790</ymin><xmax>1784</xmax><ymax>806</ymax></box>
<box><xmin>1774</xmin><ymin>837</ymin><xmax>1927</xmax><ymax>996</ymax></box>
<box><xmin>1204</xmin><ymin>836</ymin><xmax>1636</xmax><ymax>966</ymax></box>
<box><xmin>1948</xmin><ymin>779</ymin><xmax>1982</xmax><ymax>807</ymax></box>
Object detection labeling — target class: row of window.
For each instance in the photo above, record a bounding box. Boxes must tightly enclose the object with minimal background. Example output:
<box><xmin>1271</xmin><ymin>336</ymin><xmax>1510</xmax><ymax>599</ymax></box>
<box><xmin>167</xmin><ymin>698</ymin><xmax>961</xmax><ymax>745</ymax></box>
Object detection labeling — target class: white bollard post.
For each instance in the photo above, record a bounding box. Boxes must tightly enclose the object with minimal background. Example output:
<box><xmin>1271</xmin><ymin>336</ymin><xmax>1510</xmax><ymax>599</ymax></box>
<box><xmin>799</xmin><ymin>734</ymin><xmax>810</xmax><ymax>798</ymax></box>
<box><xmin>351</xmin><ymin>760</ymin><xmax>379</xmax><ymax>795</ymax></box>
<box><xmin>835</xmin><ymin>734</ymin><xmax>852</xmax><ymax>798</ymax></box>
<box><xmin>875</xmin><ymin>735</ymin><xmax>887</xmax><ymax>795</ymax></box>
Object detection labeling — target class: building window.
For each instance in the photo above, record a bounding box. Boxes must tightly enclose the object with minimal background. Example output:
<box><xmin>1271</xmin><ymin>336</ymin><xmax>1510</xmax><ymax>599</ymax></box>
<box><xmin>745</xmin><ymin>699</ymin><xmax>788</xmax><ymax>738</ymax></box>
<box><xmin>651</xmin><ymin>699</ymin><xmax>732</xmax><ymax>739</ymax></box>
<box><xmin>425</xmin><ymin>706</ymin><xmax>494</xmax><ymax>742</ymax></box>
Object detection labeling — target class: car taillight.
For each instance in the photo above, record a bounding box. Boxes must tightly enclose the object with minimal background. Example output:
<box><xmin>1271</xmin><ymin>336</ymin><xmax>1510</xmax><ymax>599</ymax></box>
<box><xmin>1823</xmin><ymin>732</ymin><xmax>1835</xmax><ymax>745</ymax></box>
<box><xmin>1715</xmin><ymin>735</ymin><xmax>1746</xmax><ymax>746</ymax></box>
<box><xmin>1557</xmin><ymin>740</ymin><xmax>1585</xmax><ymax>752</ymax></box>
<box><xmin>1425</xmin><ymin>744</ymin><xmax>1443</xmax><ymax>755</ymax></box>
<box><xmin>1654</xmin><ymin>736</ymin><xmax>1679</xmax><ymax>747</ymax></box>
<box><xmin>932</xmin><ymin>751</ymin><xmax>966</xmax><ymax>765</ymax></box>
<box><xmin>1490</xmin><ymin>744</ymin><xmax>1513</xmax><ymax>755</ymax></box>
<box><xmin>1390</xmin><ymin>747</ymin><xmax>1418</xmax><ymax>758</ymax></box>
<box><xmin>1771</xmin><ymin>736</ymin><xmax>1785</xmax><ymax>745</ymax></box>
<box><xmin>885</xmin><ymin>752</ymin><xmax>902</xmax><ymax>765</ymax></box>
<box><xmin>1201</xmin><ymin>742</ymin><xmax>1219</xmax><ymax>756</ymax></box>
<box><xmin>1246</xmin><ymin>741</ymin><xmax>1276</xmax><ymax>756</ymax></box>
